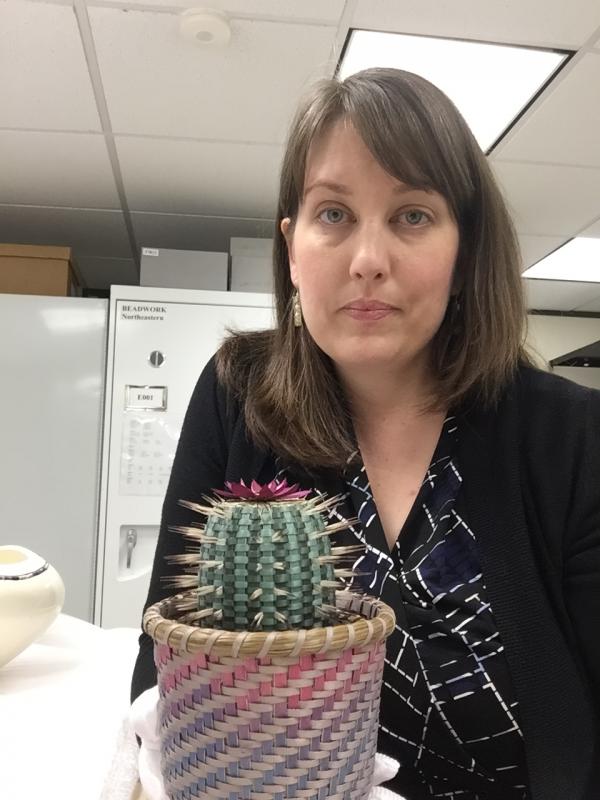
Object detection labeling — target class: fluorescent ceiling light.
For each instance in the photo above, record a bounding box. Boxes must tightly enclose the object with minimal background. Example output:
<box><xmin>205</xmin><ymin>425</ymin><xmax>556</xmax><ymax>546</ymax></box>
<box><xmin>523</xmin><ymin>238</ymin><xmax>600</xmax><ymax>282</ymax></box>
<box><xmin>339</xmin><ymin>31</ymin><xmax>566</xmax><ymax>151</ymax></box>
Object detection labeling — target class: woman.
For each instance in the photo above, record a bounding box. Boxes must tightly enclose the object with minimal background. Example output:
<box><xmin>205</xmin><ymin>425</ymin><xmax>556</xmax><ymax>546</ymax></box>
<box><xmin>131</xmin><ymin>68</ymin><xmax>600</xmax><ymax>799</ymax></box>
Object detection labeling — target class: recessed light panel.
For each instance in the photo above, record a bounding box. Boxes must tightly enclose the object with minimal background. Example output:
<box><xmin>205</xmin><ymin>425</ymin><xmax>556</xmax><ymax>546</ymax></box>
<box><xmin>523</xmin><ymin>238</ymin><xmax>600</xmax><ymax>282</ymax></box>
<box><xmin>339</xmin><ymin>30</ymin><xmax>566</xmax><ymax>151</ymax></box>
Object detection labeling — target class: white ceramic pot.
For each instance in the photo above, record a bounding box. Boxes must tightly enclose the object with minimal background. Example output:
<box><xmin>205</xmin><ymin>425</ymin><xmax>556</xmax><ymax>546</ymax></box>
<box><xmin>0</xmin><ymin>545</ymin><xmax>65</xmax><ymax>668</ymax></box>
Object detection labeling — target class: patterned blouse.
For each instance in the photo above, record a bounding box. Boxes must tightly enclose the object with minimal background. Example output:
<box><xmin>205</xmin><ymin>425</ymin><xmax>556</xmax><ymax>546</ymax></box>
<box><xmin>313</xmin><ymin>414</ymin><xmax>531</xmax><ymax>799</ymax></box>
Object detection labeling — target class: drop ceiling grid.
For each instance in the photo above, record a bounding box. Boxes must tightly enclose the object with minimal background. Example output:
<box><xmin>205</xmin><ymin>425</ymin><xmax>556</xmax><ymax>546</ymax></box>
<box><xmin>0</xmin><ymin>0</ymin><xmax>101</xmax><ymax>131</ymax></box>
<box><xmin>492</xmin><ymin>53</ymin><xmax>600</xmax><ymax>167</ymax></box>
<box><xmin>1</xmin><ymin>0</ymin><xmax>599</xmax><ymax>297</ymax></box>
<box><xmin>350</xmin><ymin>0</ymin><xmax>600</xmax><ymax>49</ymax></box>
<box><xmin>88</xmin><ymin>7</ymin><xmax>339</xmax><ymax>141</ymax></box>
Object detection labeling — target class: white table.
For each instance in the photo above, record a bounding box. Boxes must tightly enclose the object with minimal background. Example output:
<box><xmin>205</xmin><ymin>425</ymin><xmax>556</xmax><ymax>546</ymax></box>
<box><xmin>0</xmin><ymin>614</ymin><xmax>142</xmax><ymax>800</ymax></box>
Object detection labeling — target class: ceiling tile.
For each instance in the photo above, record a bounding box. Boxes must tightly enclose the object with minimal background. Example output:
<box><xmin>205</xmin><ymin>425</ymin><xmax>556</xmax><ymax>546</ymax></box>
<box><xmin>107</xmin><ymin>0</ymin><xmax>345</xmax><ymax>23</ymax></box>
<box><xmin>118</xmin><ymin>137</ymin><xmax>281</xmax><ymax>217</ymax></box>
<box><xmin>131</xmin><ymin>211</ymin><xmax>275</xmax><ymax>254</ymax></box>
<box><xmin>575</xmin><ymin>294</ymin><xmax>600</xmax><ymax>312</ymax></box>
<box><xmin>495</xmin><ymin>55</ymin><xmax>600</xmax><ymax>166</ymax></box>
<box><xmin>351</xmin><ymin>0</ymin><xmax>600</xmax><ymax>48</ymax></box>
<box><xmin>0</xmin><ymin>1</ymin><xmax>101</xmax><ymax>131</ymax></box>
<box><xmin>77</xmin><ymin>256</ymin><xmax>138</xmax><ymax>289</ymax></box>
<box><xmin>518</xmin><ymin>234</ymin><xmax>568</xmax><ymax>269</ymax></box>
<box><xmin>0</xmin><ymin>131</ymin><xmax>119</xmax><ymax>208</ymax></box>
<box><xmin>90</xmin><ymin>7</ymin><xmax>337</xmax><ymax>141</ymax></box>
<box><xmin>524</xmin><ymin>278</ymin><xmax>600</xmax><ymax>310</ymax></box>
<box><xmin>580</xmin><ymin>218</ymin><xmax>600</xmax><ymax>236</ymax></box>
<box><xmin>0</xmin><ymin>205</ymin><xmax>133</xmax><ymax>259</ymax></box>
<box><xmin>491</xmin><ymin>161</ymin><xmax>600</xmax><ymax>236</ymax></box>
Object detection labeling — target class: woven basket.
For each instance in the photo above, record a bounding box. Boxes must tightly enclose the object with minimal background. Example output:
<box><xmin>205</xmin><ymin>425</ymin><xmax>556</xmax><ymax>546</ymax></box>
<box><xmin>143</xmin><ymin>590</ymin><xmax>395</xmax><ymax>800</ymax></box>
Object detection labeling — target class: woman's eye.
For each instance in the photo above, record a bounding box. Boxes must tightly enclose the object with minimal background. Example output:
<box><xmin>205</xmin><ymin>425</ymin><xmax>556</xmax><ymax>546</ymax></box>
<box><xmin>318</xmin><ymin>208</ymin><xmax>347</xmax><ymax>224</ymax></box>
<box><xmin>401</xmin><ymin>209</ymin><xmax>430</xmax><ymax>226</ymax></box>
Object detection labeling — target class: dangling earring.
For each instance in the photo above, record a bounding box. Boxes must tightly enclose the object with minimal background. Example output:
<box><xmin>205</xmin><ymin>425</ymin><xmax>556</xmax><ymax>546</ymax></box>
<box><xmin>454</xmin><ymin>295</ymin><xmax>461</xmax><ymax>314</ymax></box>
<box><xmin>293</xmin><ymin>291</ymin><xmax>303</xmax><ymax>328</ymax></box>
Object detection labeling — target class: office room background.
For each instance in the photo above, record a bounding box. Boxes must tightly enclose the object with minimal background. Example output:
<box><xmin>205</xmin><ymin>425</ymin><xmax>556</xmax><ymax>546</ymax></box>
<box><xmin>1</xmin><ymin>2</ymin><xmax>600</xmax><ymax>799</ymax></box>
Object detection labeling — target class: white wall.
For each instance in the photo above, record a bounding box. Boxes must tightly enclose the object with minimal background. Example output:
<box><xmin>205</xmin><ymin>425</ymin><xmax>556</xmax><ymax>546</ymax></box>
<box><xmin>551</xmin><ymin>366</ymin><xmax>600</xmax><ymax>391</ymax></box>
<box><xmin>525</xmin><ymin>313</ymin><xmax>600</xmax><ymax>390</ymax></box>
<box><xmin>526</xmin><ymin>314</ymin><xmax>600</xmax><ymax>365</ymax></box>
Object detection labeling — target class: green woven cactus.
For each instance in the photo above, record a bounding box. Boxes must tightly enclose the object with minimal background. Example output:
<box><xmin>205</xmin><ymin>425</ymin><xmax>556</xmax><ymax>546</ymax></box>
<box><xmin>169</xmin><ymin>479</ymin><xmax>361</xmax><ymax>631</ymax></box>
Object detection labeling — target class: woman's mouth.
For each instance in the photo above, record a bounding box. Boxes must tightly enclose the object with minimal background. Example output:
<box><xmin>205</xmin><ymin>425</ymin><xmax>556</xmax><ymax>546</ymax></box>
<box><xmin>342</xmin><ymin>300</ymin><xmax>397</xmax><ymax>321</ymax></box>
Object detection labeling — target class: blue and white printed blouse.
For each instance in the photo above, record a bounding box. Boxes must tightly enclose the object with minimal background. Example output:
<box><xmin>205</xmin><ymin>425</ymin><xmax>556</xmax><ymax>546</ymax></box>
<box><xmin>328</xmin><ymin>415</ymin><xmax>531</xmax><ymax>799</ymax></box>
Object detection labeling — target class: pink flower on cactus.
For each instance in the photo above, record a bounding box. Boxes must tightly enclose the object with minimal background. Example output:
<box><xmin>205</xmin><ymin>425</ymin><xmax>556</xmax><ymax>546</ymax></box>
<box><xmin>214</xmin><ymin>478</ymin><xmax>310</xmax><ymax>501</ymax></box>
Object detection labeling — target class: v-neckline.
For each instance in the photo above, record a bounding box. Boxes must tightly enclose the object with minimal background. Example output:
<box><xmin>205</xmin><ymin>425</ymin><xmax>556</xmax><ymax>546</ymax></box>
<box><xmin>345</xmin><ymin>415</ymin><xmax>452</xmax><ymax>558</ymax></box>
<box><xmin>339</xmin><ymin>415</ymin><xmax>458</xmax><ymax>634</ymax></box>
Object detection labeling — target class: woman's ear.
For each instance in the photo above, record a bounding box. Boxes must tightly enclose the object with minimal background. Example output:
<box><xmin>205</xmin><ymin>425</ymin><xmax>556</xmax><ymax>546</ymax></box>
<box><xmin>280</xmin><ymin>217</ymin><xmax>298</xmax><ymax>288</ymax></box>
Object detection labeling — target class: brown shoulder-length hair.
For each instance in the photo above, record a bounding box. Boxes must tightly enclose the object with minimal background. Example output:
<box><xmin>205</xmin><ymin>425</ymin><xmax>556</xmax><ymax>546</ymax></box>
<box><xmin>217</xmin><ymin>67</ymin><xmax>536</xmax><ymax>472</ymax></box>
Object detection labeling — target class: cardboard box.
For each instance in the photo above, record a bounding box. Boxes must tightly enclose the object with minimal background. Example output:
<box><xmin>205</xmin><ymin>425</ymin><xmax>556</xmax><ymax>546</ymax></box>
<box><xmin>230</xmin><ymin>237</ymin><xmax>273</xmax><ymax>293</ymax></box>
<box><xmin>0</xmin><ymin>244</ymin><xmax>81</xmax><ymax>297</ymax></box>
<box><xmin>140</xmin><ymin>247</ymin><xmax>228</xmax><ymax>290</ymax></box>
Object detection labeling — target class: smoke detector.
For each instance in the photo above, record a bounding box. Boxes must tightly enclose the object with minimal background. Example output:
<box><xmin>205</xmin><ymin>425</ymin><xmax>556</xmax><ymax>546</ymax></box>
<box><xmin>179</xmin><ymin>8</ymin><xmax>231</xmax><ymax>46</ymax></box>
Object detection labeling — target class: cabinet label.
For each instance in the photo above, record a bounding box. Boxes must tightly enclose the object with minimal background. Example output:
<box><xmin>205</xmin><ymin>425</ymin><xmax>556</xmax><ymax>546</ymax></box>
<box><xmin>124</xmin><ymin>385</ymin><xmax>168</xmax><ymax>411</ymax></box>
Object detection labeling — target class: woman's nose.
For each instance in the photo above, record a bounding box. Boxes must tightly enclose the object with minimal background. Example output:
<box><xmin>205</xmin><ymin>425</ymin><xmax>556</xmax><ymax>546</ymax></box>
<box><xmin>348</xmin><ymin>223</ymin><xmax>392</xmax><ymax>281</ymax></box>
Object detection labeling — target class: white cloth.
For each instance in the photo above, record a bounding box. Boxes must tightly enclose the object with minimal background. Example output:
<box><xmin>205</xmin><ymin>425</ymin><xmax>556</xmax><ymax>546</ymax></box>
<box><xmin>0</xmin><ymin>613</ymin><xmax>141</xmax><ymax>800</ymax></box>
<box><xmin>130</xmin><ymin>687</ymin><xmax>168</xmax><ymax>800</ymax></box>
<box><xmin>370</xmin><ymin>752</ymin><xmax>406</xmax><ymax>797</ymax></box>
<box><xmin>131</xmin><ymin>686</ymin><xmax>406</xmax><ymax>800</ymax></box>
<box><xmin>99</xmin><ymin>717</ymin><xmax>140</xmax><ymax>800</ymax></box>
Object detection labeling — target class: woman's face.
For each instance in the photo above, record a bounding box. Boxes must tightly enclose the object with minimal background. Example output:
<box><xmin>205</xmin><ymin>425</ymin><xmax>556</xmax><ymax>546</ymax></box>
<box><xmin>281</xmin><ymin>120</ymin><xmax>460</xmax><ymax>382</ymax></box>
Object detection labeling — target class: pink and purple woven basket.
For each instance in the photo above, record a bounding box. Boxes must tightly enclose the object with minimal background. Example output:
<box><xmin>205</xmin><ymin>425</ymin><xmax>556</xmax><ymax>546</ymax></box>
<box><xmin>144</xmin><ymin>590</ymin><xmax>395</xmax><ymax>799</ymax></box>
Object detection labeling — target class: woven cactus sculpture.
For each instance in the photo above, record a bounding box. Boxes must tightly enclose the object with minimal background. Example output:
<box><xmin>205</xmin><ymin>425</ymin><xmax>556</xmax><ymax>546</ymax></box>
<box><xmin>168</xmin><ymin>478</ymin><xmax>362</xmax><ymax>631</ymax></box>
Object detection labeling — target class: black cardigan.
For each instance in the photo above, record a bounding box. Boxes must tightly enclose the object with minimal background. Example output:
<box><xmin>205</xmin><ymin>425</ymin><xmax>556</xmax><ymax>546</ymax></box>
<box><xmin>131</xmin><ymin>358</ymin><xmax>600</xmax><ymax>799</ymax></box>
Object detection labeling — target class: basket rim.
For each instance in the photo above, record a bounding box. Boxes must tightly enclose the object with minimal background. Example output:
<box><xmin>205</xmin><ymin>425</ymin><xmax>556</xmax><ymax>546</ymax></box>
<box><xmin>143</xmin><ymin>590</ymin><xmax>395</xmax><ymax>658</ymax></box>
